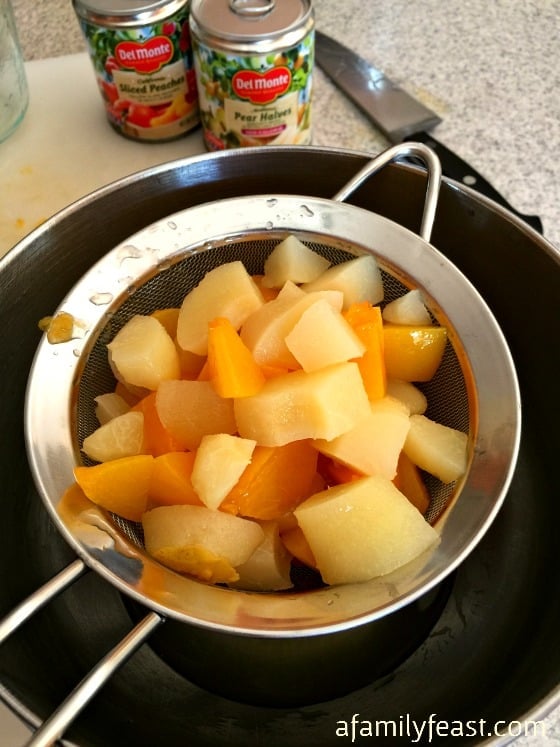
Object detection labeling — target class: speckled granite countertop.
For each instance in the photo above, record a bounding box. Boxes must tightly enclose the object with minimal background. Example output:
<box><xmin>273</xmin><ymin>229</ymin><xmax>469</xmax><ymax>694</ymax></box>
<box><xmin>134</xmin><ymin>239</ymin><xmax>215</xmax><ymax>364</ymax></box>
<box><xmin>1</xmin><ymin>0</ymin><xmax>559</xmax><ymax>744</ymax></box>
<box><xmin>10</xmin><ymin>0</ymin><xmax>560</xmax><ymax>250</ymax></box>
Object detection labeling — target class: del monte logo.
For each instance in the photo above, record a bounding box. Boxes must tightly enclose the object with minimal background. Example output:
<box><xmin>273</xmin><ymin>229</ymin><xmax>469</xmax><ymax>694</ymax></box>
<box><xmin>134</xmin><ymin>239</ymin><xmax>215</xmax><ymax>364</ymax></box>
<box><xmin>232</xmin><ymin>67</ymin><xmax>292</xmax><ymax>105</ymax></box>
<box><xmin>115</xmin><ymin>37</ymin><xmax>173</xmax><ymax>74</ymax></box>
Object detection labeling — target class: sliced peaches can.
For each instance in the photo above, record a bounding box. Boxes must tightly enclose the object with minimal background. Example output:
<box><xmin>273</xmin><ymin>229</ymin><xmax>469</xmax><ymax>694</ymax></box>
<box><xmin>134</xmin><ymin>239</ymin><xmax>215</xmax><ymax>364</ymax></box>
<box><xmin>73</xmin><ymin>0</ymin><xmax>200</xmax><ymax>142</ymax></box>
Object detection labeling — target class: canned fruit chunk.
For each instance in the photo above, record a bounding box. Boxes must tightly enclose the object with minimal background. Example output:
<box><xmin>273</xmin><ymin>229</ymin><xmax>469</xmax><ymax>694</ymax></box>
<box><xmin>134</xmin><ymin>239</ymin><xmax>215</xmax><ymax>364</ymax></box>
<box><xmin>150</xmin><ymin>308</ymin><xmax>180</xmax><ymax>337</ymax></box>
<box><xmin>284</xmin><ymin>299</ymin><xmax>366</xmax><ymax>373</ymax></box>
<box><xmin>94</xmin><ymin>392</ymin><xmax>131</xmax><ymax>425</ymax></box>
<box><xmin>149</xmin><ymin>307</ymin><xmax>208</xmax><ymax>379</ymax></box>
<box><xmin>74</xmin><ymin>455</ymin><xmax>155</xmax><ymax>522</ymax></box>
<box><xmin>240</xmin><ymin>286</ymin><xmax>343</xmax><ymax>369</ymax></box>
<box><xmin>230</xmin><ymin>521</ymin><xmax>293</xmax><ymax>592</ymax></box>
<box><xmin>385</xmin><ymin>379</ymin><xmax>428</xmax><ymax>415</ymax></box>
<box><xmin>301</xmin><ymin>255</ymin><xmax>384</xmax><ymax>309</ymax></box>
<box><xmin>314</xmin><ymin>396</ymin><xmax>411</xmax><ymax>482</ymax></box>
<box><xmin>404</xmin><ymin>414</ymin><xmax>469</xmax><ymax>484</ymax></box>
<box><xmin>142</xmin><ymin>504</ymin><xmax>265</xmax><ymax>583</ymax></box>
<box><xmin>383</xmin><ymin>325</ymin><xmax>448</xmax><ymax>382</ymax></box>
<box><xmin>343</xmin><ymin>302</ymin><xmax>387</xmax><ymax>401</ymax></box>
<box><xmin>191</xmin><ymin>433</ymin><xmax>257</xmax><ymax>510</ymax></box>
<box><xmin>108</xmin><ymin>314</ymin><xmax>180</xmax><ymax>391</ymax></box>
<box><xmin>149</xmin><ymin>451</ymin><xmax>203</xmax><ymax>508</ymax></box>
<box><xmin>131</xmin><ymin>392</ymin><xmax>185</xmax><ymax>457</ymax></box>
<box><xmin>206</xmin><ymin>317</ymin><xmax>266</xmax><ymax>398</ymax></box>
<box><xmin>82</xmin><ymin>411</ymin><xmax>145</xmax><ymax>463</ymax></box>
<box><xmin>233</xmin><ymin>362</ymin><xmax>370</xmax><ymax>447</ymax></box>
<box><xmin>382</xmin><ymin>289</ymin><xmax>432</xmax><ymax>326</ymax></box>
<box><xmin>177</xmin><ymin>261</ymin><xmax>265</xmax><ymax>356</ymax></box>
<box><xmin>294</xmin><ymin>475</ymin><xmax>439</xmax><ymax>585</ymax></box>
<box><xmin>262</xmin><ymin>235</ymin><xmax>330</xmax><ymax>288</ymax></box>
<box><xmin>220</xmin><ymin>440</ymin><xmax>318</xmax><ymax>521</ymax></box>
<box><xmin>280</xmin><ymin>525</ymin><xmax>316</xmax><ymax>570</ymax></box>
<box><xmin>394</xmin><ymin>452</ymin><xmax>431</xmax><ymax>515</ymax></box>
<box><xmin>155</xmin><ymin>379</ymin><xmax>237</xmax><ymax>451</ymax></box>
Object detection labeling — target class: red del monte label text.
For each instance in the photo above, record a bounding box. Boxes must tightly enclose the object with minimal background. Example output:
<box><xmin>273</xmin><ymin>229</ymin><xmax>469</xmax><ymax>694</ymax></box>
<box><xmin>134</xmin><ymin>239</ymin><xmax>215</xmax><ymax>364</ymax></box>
<box><xmin>232</xmin><ymin>67</ymin><xmax>292</xmax><ymax>105</ymax></box>
<box><xmin>115</xmin><ymin>37</ymin><xmax>174</xmax><ymax>74</ymax></box>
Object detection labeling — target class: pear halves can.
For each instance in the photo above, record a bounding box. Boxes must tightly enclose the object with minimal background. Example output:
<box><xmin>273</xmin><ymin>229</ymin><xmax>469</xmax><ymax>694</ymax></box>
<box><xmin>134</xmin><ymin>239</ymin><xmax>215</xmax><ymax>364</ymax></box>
<box><xmin>189</xmin><ymin>0</ymin><xmax>314</xmax><ymax>150</ymax></box>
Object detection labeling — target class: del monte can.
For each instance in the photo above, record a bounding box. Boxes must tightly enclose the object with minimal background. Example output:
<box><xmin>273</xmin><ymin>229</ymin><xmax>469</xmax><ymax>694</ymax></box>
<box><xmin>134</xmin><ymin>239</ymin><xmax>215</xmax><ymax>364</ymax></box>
<box><xmin>189</xmin><ymin>0</ymin><xmax>314</xmax><ymax>150</ymax></box>
<box><xmin>73</xmin><ymin>0</ymin><xmax>199</xmax><ymax>142</ymax></box>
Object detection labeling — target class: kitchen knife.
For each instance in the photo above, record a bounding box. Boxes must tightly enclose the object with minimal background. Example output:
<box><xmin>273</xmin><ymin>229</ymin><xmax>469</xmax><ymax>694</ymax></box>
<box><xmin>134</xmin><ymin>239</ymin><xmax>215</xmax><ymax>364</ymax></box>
<box><xmin>315</xmin><ymin>30</ymin><xmax>543</xmax><ymax>233</ymax></box>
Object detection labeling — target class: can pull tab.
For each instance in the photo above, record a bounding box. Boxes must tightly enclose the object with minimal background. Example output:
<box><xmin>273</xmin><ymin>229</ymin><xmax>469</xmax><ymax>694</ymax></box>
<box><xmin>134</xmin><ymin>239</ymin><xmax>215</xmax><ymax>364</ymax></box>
<box><xmin>229</xmin><ymin>0</ymin><xmax>275</xmax><ymax>16</ymax></box>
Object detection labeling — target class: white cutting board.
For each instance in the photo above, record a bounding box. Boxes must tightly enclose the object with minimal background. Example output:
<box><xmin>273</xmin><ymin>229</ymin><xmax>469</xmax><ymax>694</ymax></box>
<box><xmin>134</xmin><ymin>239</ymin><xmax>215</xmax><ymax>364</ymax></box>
<box><xmin>0</xmin><ymin>54</ymin><xmax>206</xmax><ymax>259</ymax></box>
<box><xmin>0</xmin><ymin>54</ymin><xmax>206</xmax><ymax>742</ymax></box>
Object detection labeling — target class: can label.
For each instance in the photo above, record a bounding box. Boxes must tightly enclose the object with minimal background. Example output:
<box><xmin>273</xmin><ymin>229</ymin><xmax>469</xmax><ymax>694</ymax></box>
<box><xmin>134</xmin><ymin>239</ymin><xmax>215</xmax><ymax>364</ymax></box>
<box><xmin>193</xmin><ymin>32</ymin><xmax>313</xmax><ymax>150</ymax></box>
<box><xmin>78</xmin><ymin>7</ymin><xmax>199</xmax><ymax>141</ymax></box>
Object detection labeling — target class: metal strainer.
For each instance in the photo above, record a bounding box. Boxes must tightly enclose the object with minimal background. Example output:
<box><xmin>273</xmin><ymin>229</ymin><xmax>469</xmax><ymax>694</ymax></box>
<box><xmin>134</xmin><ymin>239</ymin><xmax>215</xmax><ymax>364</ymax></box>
<box><xmin>2</xmin><ymin>143</ymin><xmax>520</xmax><ymax>744</ymax></box>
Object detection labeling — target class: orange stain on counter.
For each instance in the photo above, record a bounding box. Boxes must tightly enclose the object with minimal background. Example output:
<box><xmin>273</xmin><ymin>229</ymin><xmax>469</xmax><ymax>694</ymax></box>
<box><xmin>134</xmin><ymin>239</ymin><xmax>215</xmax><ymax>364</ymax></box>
<box><xmin>0</xmin><ymin>164</ymin><xmax>48</xmax><ymax>256</ymax></box>
<box><xmin>15</xmin><ymin>165</ymin><xmax>47</xmax><ymax>231</ymax></box>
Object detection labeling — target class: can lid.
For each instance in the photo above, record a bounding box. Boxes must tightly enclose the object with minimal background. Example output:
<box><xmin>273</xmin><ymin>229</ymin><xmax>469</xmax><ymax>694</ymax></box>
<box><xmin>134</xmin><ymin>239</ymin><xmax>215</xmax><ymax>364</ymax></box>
<box><xmin>73</xmin><ymin>0</ymin><xmax>188</xmax><ymax>25</ymax></box>
<box><xmin>190</xmin><ymin>0</ymin><xmax>312</xmax><ymax>40</ymax></box>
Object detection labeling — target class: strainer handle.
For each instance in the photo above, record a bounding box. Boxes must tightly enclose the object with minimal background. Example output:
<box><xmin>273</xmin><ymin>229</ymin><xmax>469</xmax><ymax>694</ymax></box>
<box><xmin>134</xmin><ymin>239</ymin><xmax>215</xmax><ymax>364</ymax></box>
<box><xmin>332</xmin><ymin>141</ymin><xmax>443</xmax><ymax>243</ymax></box>
<box><xmin>0</xmin><ymin>561</ymin><xmax>163</xmax><ymax>745</ymax></box>
<box><xmin>25</xmin><ymin>611</ymin><xmax>164</xmax><ymax>747</ymax></box>
<box><xmin>0</xmin><ymin>559</ymin><xmax>87</xmax><ymax>645</ymax></box>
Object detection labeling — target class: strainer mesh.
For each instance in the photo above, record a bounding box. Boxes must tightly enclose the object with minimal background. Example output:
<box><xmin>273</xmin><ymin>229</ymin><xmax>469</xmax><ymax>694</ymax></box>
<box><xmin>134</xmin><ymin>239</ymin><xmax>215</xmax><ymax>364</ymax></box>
<box><xmin>77</xmin><ymin>236</ymin><xmax>469</xmax><ymax>549</ymax></box>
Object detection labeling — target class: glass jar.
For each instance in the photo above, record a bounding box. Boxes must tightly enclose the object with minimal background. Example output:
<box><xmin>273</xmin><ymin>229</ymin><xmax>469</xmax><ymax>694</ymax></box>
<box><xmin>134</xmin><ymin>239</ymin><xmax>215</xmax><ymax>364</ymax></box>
<box><xmin>0</xmin><ymin>0</ymin><xmax>29</xmax><ymax>142</ymax></box>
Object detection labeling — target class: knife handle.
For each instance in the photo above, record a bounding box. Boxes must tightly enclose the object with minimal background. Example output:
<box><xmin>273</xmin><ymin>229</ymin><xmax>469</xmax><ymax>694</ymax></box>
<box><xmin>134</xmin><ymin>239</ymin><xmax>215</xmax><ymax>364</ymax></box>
<box><xmin>405</xmin><ymin>131</ymin><xmax>543</xmax><ymax>234</ymax></box>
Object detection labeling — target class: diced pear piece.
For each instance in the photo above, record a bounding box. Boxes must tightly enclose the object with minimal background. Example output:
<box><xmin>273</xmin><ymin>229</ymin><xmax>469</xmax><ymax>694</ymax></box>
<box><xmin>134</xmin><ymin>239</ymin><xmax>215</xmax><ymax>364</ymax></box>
<box><xmin>294</xmin><ymin>475</ymin><xmax>439</xmax><ymax>585</ymax></box>
<box><xmin>301</xmin><ymin>255</ymin><xmax>384</xmax><ymax>309</ymax></box>
<box><xmin>82</xmin><ymin>411</ymin><xmax>145</xmax><ymax>463</ymax></box>
<box><xmin>386</xmin><ymin>378</ymin><xmax>428</xmax><ymax>415</ymax></box>
<box><xmin>191</xmin><ymin>434</ymin><xmax>257</xmax><ymax>510</ymax></box>
<box><xmin>285</xmin><ymin>298</ymin><xmax>366</xmax><ymax>372</ymax></box>
<box><xmin>383</xmin><ymin>324</ymin><xmax>448</xmax><ymax>382</ymax></box>
<box><xmin>94</xmin><ymin>392</ymin><xmax>131</xmax><ymax>425</ymax></box>
<box><xmin>276</xmin><ymin>279</ymin><xmax>307</xmax><ymax>302</ymax></box>
<box><xmin>107</xmin><ymin>314</ymin><xmax>180</xmax><ymax>391</ymax></box>
<box><xmin>252</xmin><ymin>274</ymin><xmax>281</xmax><ymax>302</ymax></box>
<box><xmin>395</xmin><ymin>452</ymin><xmax>430</xmax><ymax>515</ymax></box>
<box><xmin>382</xmin><ymin>289</ymin><xmax>432</xmax><ymax>326</ymax></box>
<box><xmin>142</xmin><ymin>504</ymin><xmax>265</xmax><ymax>584</ymax></box>
<box><xmin>240</xmin><ymin>287</ymin><xmax>344</xmax><ymax>368</ymax></box>
<box><xmin>156</xmin><ymin>379</ymin><xmax>236</xmax><ymax>451</ymax></box>
<box><xmin>280</xmin><ymin>525</ymin><xmax>317</xmax><ymax>569</ymax></box>
<box><xmin>176</xmin><ymin>261</ymin><xmax>264</xmax><ymax>355</ymax></box>
<box><xmin>234</xmin><ymin>362</ymin><xmax>369</xmax><ymax>447</ymax></box>
<box><xmin>113</xmin><ymin>380</ymin><xmax>150</xmax><ymax>405</ymax></box>
<box><xmin>404</xmin><ymin>414</ymin><xmax>469</xmax><ymax>483</ymax></box>
<box><xmin>262</xmin><ymin>235</ymin><xmax>331</xmax><ymax>288</ymax></box>
<box><xmin>176</xmin><ymin>346</ymin><xmax>207</xmax><ymax>379</ymax></box>
<box><xmin>230</xmin><ymin>521</ymin><xmax>293</xmax><ymax>591</ymax></box>
<box><xmin>314</xmin><ymin>396</ymin><xmax>410</xmax><ymax>480</ymax></box>
<box><xmin>150</xmin><ymin>307</ymin><xmax>180</xmax><ymax>337</ymax></box>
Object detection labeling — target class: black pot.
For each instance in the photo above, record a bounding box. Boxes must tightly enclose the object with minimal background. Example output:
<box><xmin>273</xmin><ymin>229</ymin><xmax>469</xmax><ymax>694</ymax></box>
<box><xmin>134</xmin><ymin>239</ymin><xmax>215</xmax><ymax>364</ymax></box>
<box><xmin>0</xmin><ymin>146</ymin><xmax>558</xmax><ymax>745</ymax></box>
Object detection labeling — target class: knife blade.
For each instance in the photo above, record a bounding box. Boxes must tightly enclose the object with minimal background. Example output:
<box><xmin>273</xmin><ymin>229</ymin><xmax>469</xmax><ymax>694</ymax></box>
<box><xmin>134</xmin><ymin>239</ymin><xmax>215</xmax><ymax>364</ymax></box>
<box><xmin>315</xmin><ymin>30</ymin><xmax>543</xmax><ymax>233</ymax></box>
